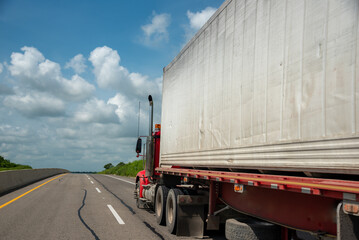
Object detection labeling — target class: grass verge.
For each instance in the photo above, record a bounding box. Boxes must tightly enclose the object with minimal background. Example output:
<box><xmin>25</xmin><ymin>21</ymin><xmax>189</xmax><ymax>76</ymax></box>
<box><xmin>0</xmin><ymin>155</ymin><xmax>32</xmax><ymax>171</ymax></box>
<box><xmin>98</xmin><ymin>159</ymin><xmax>144</xmax><ymax>177</ymax></box>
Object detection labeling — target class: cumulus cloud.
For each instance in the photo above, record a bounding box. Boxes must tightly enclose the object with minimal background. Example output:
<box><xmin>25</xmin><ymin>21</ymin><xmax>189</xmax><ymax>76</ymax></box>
<box><xmin>129</xmin><ymin>73</ymin><xmax>162</xmax><ymax>97</ymax></box>
<box><xmin>0</xmin><ymin>125</ymin><xmax>29</xmax><ymax>137</ymax></box>
<box><xmin>60</xmin><ymin>75</ymin><xmax>95</xmax><ymax>101</ymax></box>
<box><xmin>89</xmin><ymin>46</ymin><xmax>161</xmax><ymax>99</ymax></box>
<box><xmin>65</xmin><ymin>54</ymin><xmax>87</xmax><ymax>74</ymax></box>
<box><xmin>3</xmin><ymin>92</ymin><xmax>66</xmax><ymax>118</ymax></box>
<box><xmin>107</xmin><ymin>93</ymin><xmax>133</xmax><ymax>121</ymax></box>
<box><xmin>74</xmin><ymin>98</ymin><xmax>118</xmax><ymax>124</ymax></box>
<box><xmin>0</xmin><ymin>125</ymin><xmax>31</xmax><ymax>146</ymax></box>
<box><xmin>185</xmin><ymin>7</ymin><xmax>217</xmax><ymax>41</ymax></box>
<box><xmin>8</xmin><ymin>47</ymin><xmax>94</xmax><ymax>101</ymax></box>
<box><xmin>89</xmin><ymin>46</ymin><xmax>129</xmax><ymax>89</ymax></box>
<box><xmin>187</xmin><ymin>7</ymin><xmax>216</xmax><ymax>30</ymax></box>
<box><xmin>55</xmin><ymin>128</ymin><xmax>77</xmax><ymax>139</ymax></box>
<box><xmin>141</xmin><ymin>12</ymin><xmax>171</xmax><ymax>46</ymax></box>
<box><xmin>1</xmin><ymin>45</ymin><xmax>162</xmax><ymax>171</ymax></box>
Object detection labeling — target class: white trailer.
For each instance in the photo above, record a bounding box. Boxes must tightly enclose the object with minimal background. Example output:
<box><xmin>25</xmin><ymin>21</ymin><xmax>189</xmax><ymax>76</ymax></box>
<box><xmin>161</xmin><ymin>0</ymin><xmax>359</xmax><ymax>175</ymax></box>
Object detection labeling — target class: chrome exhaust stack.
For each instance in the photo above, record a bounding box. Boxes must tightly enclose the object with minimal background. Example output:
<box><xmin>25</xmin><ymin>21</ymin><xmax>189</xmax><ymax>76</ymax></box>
<box><xmin>145</xmin><ymin>95</ymin><xmax>154</xmax><ymax>179</ymax></box>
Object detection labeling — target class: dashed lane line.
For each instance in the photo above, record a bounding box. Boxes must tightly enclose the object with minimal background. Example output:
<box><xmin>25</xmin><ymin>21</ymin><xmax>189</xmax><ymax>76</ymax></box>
<box><xmin>96</xmin><ymin>188</ymin><xmax>101</xmax><ymax>193</ymax></box>
<box><xmin>107</xmin><ymin>204</ymin><xmax>125</xmax><ymax>225</ymax></box>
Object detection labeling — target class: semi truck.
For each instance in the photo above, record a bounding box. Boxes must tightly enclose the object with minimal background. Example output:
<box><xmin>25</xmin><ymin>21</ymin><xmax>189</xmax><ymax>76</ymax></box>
<box><xmin>134</xmin><ymin>0</ymin><xmax>359</xmax><ymax>239</ymax></box>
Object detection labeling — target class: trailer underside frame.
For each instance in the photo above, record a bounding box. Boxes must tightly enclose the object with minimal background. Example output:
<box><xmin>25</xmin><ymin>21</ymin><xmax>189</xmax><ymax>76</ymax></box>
<box><xmin>156</xmin><ymin>167</ymin><xmax>359</xmax><ymax>238</ymax></box>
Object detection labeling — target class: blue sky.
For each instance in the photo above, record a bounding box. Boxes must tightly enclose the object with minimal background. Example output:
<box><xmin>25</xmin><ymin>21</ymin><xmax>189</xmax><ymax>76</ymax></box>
<box><xmin>0</xmin><ymin>0</ymin><xmax>222</xmax><ymax>171</ymax></box>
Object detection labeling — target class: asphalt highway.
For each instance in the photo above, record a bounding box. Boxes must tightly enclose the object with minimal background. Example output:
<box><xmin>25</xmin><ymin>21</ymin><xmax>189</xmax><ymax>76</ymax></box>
<box><xmin>0</xmin><ymin>173</ymin><xmax>225</xmax><ymax>240</ymax></box>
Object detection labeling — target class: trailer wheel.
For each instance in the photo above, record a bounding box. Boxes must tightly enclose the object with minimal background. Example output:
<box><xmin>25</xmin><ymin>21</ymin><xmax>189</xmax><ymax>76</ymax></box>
<box><xmin>166</xmin><ymin>188</ymin><xmax>183</xmax><ymax>234</ymax></box>
<box><xmin>155</xmin><ymin>185</ymin><xmax>169</xmax><ymax>225</ymax></box>
<box><xmin>225</xmin><ymin>218</ymin><xmax>280</xmax><ymax>240</ymax></box>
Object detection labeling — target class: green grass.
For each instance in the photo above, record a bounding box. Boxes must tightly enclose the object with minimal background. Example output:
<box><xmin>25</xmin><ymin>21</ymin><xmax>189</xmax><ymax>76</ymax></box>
<box><xmin>0</xmin><ymin>165</ymin><xmax>32</xmax><ymax>172</ymax></box>
<box><xmin>99</xmin><ymin>160</ymin><xmax>144</xmax><ymax>177</ymax></box>
<box><xmin>0</xmin><ymin>155</ymin><xmax>32</xmax><ymax>171</ymax></box>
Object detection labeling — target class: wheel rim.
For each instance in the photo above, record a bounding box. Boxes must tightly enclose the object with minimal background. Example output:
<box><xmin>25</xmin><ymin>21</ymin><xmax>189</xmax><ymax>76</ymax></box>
<box><xmin>167</xmin><ymin>195</ymin><xmax>174</xmax><ymax>224</ymax></box>
<box><xmin>156</xmin><ymin>189</ymin><xmax>162</xmax><ymax>217</ymax></box>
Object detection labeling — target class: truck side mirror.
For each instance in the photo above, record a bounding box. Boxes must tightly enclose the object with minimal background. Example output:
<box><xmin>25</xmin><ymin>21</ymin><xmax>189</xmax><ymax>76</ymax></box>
<box><xmin>136</xmin><ymin>138</ymin><xmax>142</xmax><ymax>154</ymax></box>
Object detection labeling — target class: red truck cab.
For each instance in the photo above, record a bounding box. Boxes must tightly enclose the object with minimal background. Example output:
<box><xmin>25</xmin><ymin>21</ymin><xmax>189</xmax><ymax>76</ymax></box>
<box><xmin>135</xmin><ymin>120</ymin><xmax>160</xmax><ymax>201</ymax></box>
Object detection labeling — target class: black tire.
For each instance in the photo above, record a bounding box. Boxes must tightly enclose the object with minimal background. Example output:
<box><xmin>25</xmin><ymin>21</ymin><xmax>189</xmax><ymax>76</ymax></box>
<box><xmin>225</xmin><ymin>218</ymin><xmax>280</xmax><ymax>240</ymax></box>
<box><xmin>166</xmin><ymin>188</ymin><xmax>183</xmax><ymax>234</ymax></box>
<box><xmin>155</xmin><ymin>185</ymin><xmax>170</xmax><ymax>225</ymax></box>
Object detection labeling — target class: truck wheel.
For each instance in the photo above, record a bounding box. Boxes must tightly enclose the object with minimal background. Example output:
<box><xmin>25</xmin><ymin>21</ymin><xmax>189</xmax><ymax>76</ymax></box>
<box><xmin>166</xmin><ymin>188</ymin><xmax>183</xmax><ymax>234</ymax></box>
<box><xmin>155</xmin><ymin>185</ymin><xmax>169</xmax><ymax>225</ymax></box>
<box><xmin>225</xmin><ymin>218</ymin><xmax>280</xmax><ymax>240</ymax></box>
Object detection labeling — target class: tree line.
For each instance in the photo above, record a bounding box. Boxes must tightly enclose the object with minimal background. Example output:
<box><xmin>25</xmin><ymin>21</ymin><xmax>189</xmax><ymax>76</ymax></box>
<box><xmin>0</xmin><ymin>155</ymin><xmax>32</xmax><ymax>170</ymax></box>
<box><xmin>100</xmin><ymin>160</ymin><xmax>143</xmax><ymax>177</ymax></box>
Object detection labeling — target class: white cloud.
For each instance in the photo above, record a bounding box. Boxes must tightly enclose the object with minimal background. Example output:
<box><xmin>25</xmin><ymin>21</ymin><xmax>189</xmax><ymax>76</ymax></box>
<box><xmin>107</xmin><ymin>93</ymin><xmax>133</xmax><ymax>121</ymax></box>
<box><xmin>8</xmin><ymin>47</ymin><xmax>94</xmax><ymax>101</ymax></box>
<box><xmin>0</xmin><ymin>125</ymin><xmax>29</xmax><ymax>137</ymax></box>
<box><xmin>185</xmin><ymin>7</ymin><xmax>217</xmax><ymax>42</ymax></box>
<box><xmin>141</xmin><ymin>12</ymin><xmax>171</xmax><ymax>46</ymax></box>
<box><xmin>1</xmin><ymin>46</ymin><xmax>162</xmax><ymax>171</ymax></box>
<box><xmin>9</xmin><ymin>47</ymin><xmax>45</xmax><ymax>78</ymax></box>
<box><xmin>129</xmin><ymin>72</ymin><xmax>162</xmax><ymax>97</ymax></box>
<box><xmin>60</xmin><ymin>75</ymin><xmax>95</xmax><ymax>101</ymax></box>
<box><xmin>3</xmin><ymin>92</ymin><xmax>65</xmax><ymax>118</ymax></box>
<box><xmin>74</xmin><ymin>98</ymin><xmax>118</xmax><ymax>124</ymax></box>
<box><xmin>56</xmin><ymin>128</ymin><xmax>77</xmax><ymax>139</ymax></box>
<box><xmin>0</xmin><ymin>63</ymin><xmax>3</xmax><ymax>74</ymax></box>
<box><xmin>0</xmin><ymin>125</ymin><xmax>32</xmax><ymax>146</ymax></box>
<box><xmin>187</xmin><ymin>7</ymin><xmax>216</xmax><ymax>30</ymax></box>
<box><xmin>89</xmin><ymin>46</ymin><xmax>162</xmax><ymax>99</ymax></box>
<box><xmin>89</xmin><ymin>46</ymin><xmax>129</xmax><ymax>89</ymax></box>
<box><xmin>65</xmin><ymin>54</ymin><xmax>87</xmax><ymax>74</ymax></box>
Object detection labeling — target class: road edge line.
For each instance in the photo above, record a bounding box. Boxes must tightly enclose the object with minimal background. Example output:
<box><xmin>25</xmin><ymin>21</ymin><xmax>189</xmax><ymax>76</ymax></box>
<box><xmin>0</xmin><ymin>173</ymin><xmax>68</xmax><ymax>209</ymax></box>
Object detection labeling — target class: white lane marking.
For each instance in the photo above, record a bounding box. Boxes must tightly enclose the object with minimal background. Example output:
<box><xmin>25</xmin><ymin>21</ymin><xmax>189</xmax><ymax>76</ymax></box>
<box><xmin>105</xmin><ymin>175</ymin><xmax>135</xmax><ymax>185</ymax></box>
<box><xmin>107</xmin><ymin>205</ymin><xmax>125</xmax><ymax>225</ymax></box>
<box><xmin>96</xmin><ymin>188</ymin><xmax>101</xmax><ymax>193</ymax></box>
<box><xmin>91</xmin><ymin>181</ymin><xmax>94</xmax><ymax>184</ymax></box>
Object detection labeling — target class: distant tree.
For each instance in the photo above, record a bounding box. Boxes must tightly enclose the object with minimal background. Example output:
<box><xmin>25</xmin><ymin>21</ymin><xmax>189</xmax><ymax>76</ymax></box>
<box><xmin>116</xmin><ymin>162</ymin><xmax>125</xmax><ymax>167</ymax></box>
<box><xmin>104</xmin><ymin>163</ymin><xmax>114</xmax><ymax>170</ymax></box>
<box><xmin>0</xmin><ymin>155</ymin><xmax>17</xmax><ymax>168</ymax></box>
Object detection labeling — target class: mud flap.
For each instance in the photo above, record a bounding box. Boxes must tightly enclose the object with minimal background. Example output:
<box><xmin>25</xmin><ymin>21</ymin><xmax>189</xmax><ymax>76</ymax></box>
<box><xmin>337</xmin><ymin>202</ymin><xmax>359</xmax><ymax>240</ymax></box>
<box><xmin>176</xmin><ymin>195</ymin><xmax>208</xmax><ymax>237</ymax></box>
